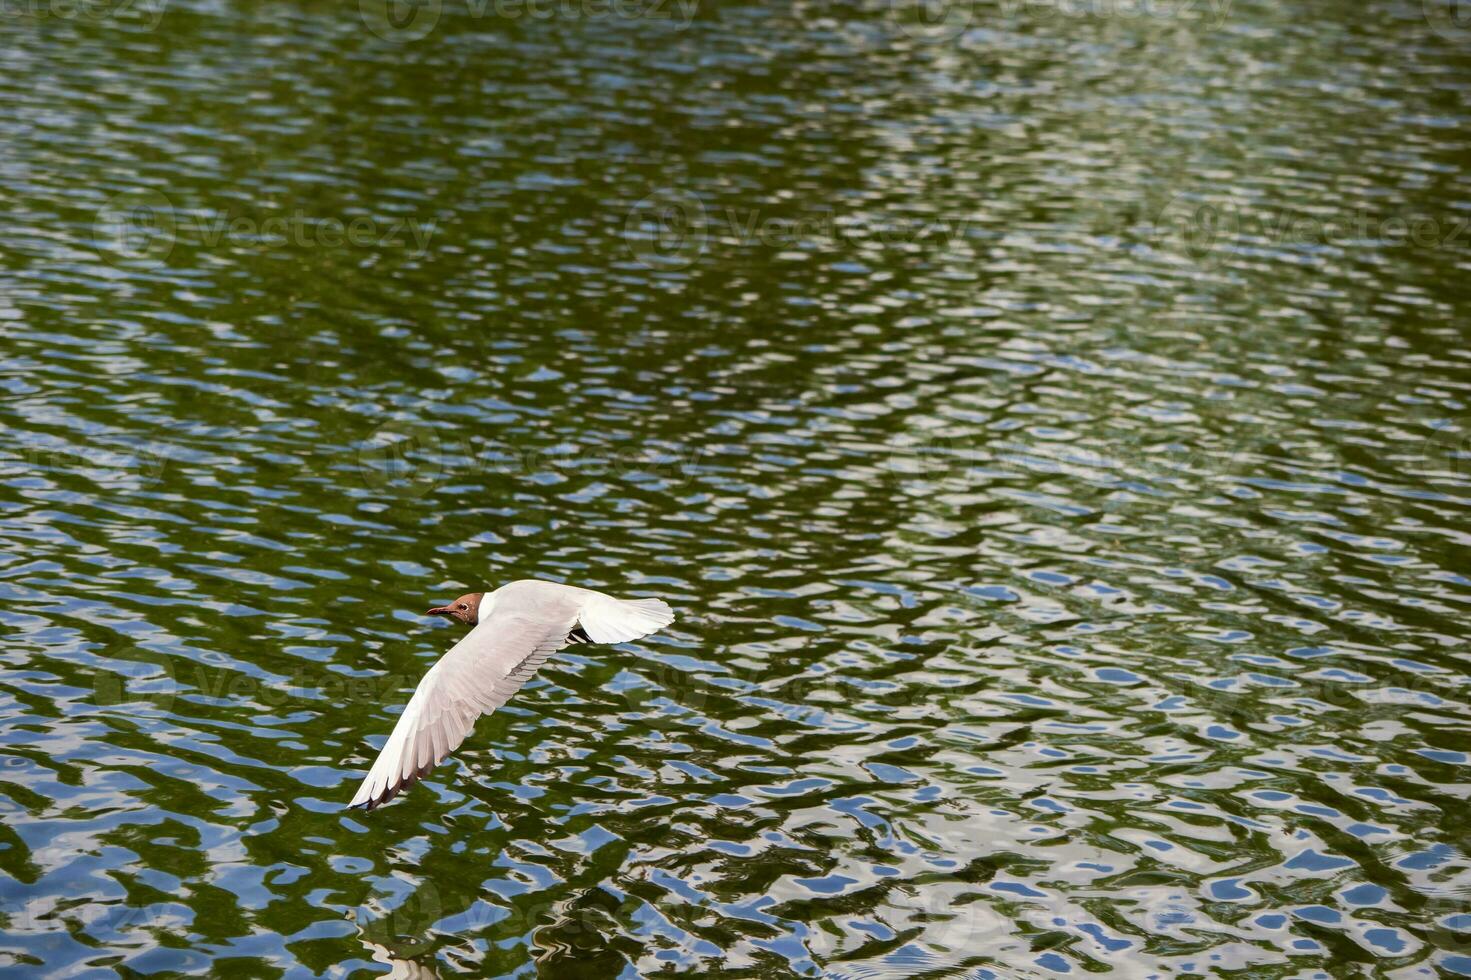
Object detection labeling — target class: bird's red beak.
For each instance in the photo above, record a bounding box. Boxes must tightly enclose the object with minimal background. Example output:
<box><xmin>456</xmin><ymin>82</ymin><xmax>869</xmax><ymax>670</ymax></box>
<box><xmin>425</xmin><ymin>605</ymin><xmax>453</xmax><ymax>617</ymax></box>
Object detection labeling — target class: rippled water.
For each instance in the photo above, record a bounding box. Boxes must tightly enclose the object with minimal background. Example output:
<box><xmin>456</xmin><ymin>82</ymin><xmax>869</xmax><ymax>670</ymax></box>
<box><xmin>2</xmin><ymin>0</ymin><xmax>1470</xmax><ymax>975</ymax></box>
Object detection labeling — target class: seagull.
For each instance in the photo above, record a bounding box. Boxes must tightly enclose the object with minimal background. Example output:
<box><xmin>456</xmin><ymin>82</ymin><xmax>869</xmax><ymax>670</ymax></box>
<box><xmin>349</xmin><ymin>579</ymin><xmax>674</xmax><ymax>810</ymax></box>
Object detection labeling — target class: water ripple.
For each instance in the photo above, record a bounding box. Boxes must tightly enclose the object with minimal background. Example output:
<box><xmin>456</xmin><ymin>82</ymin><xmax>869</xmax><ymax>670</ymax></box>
<box><xmin>1</xmin><ymin>0</ymin><xmax>1470</xmax><ymax>975</ymax></box>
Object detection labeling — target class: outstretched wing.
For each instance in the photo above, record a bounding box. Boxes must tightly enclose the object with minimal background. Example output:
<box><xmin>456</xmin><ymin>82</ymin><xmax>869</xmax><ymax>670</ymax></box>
<box><xmin>348</xmin><ymin>610</ymin><xmax>577</xmax><ymax>810</ymax></box>
<box><xmin>349</xmin><ymin>583</ymin><xmax>675</xmax><ymax>810</ymax></box>
<box><xmin>577</xmin><ymin>592</ymin><xmax>675</xmax><ymax>643</ymax></box>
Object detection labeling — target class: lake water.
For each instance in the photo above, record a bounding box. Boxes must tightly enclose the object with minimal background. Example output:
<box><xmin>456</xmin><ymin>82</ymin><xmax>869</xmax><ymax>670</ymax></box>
<box><xmin>1</xmin><ymin>0</ymin><xmax>1470</xmax><ymax>975</ymax></box>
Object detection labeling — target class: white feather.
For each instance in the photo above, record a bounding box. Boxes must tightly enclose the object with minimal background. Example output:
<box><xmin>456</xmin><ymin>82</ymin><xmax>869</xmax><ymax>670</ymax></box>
<box><xmin>349</xmin><ymin>579</ymin><xmax>674</xmax><ymax>810</ymax></box>
<box><xmin>577</xmin><ymin>593</ymin><xmax>675</xmax><ymax>644</ymax></box>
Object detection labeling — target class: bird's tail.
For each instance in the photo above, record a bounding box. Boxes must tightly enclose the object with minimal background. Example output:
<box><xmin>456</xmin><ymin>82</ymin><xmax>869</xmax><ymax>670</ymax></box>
<box><xmin>579</xmin><ymin>593</ymin><xmax>675</xmax><ymax>644</ymax></box>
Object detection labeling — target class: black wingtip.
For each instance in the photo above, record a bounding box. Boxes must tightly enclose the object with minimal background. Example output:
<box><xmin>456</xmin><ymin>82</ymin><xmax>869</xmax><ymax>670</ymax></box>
<box><xmin>348</xmin><ymin>762</ymin><xmax>438</xmax><ymax>812</ymax></box>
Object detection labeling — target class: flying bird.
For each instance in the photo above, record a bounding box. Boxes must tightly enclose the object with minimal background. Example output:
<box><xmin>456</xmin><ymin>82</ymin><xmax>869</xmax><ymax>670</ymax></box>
<box><xmin>349</xmin><ymin>579</ymin><xmax>674</xmax><ymax>810</ymax></box>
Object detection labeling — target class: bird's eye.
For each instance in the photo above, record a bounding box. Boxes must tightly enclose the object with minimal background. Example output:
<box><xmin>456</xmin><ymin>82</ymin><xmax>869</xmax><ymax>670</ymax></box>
<box><xmin>457</xmin><ymin>603</ymin><xmax>468</xmax><ymax>611</ymax></box>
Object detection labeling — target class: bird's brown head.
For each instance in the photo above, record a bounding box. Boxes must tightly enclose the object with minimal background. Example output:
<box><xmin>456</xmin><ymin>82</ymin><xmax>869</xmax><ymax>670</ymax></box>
<box><xmin>426</xmin><ymin>592</ymin><xmax>483</xmax><ymax>626</ymax></box>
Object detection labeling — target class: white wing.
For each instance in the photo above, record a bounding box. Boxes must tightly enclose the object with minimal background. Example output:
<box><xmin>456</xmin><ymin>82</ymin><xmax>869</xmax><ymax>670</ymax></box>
<box><xmin>577</xmin><ymin>591</ymin><xmax>675</xmax><ymax>643</ymax></box>
<box><xmin>349</xmin><ymin>582</ymin><xmax>674</xmax><ymax>810</ymax></box>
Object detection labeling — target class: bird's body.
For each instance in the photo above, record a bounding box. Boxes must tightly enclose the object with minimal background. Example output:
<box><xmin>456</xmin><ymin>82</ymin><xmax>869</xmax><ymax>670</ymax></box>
<box><xmin>349</xmin><ymin>579</ymin><xmax>674</xmax><ymax>810</ymax></box>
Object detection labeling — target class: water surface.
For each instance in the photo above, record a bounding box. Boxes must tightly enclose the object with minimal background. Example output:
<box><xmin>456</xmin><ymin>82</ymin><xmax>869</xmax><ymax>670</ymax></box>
<box><xmin>1</xmin><ymin>0</ymin><xmax>1470</xmax><ymax>975</ymax></box>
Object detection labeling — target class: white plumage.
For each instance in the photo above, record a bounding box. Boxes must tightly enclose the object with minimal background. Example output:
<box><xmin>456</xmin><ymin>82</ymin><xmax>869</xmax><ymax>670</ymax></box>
<box><xmin>349</xmin><ymin>579</ymin><xmax>674</xmax><ymax>810</ymax></box>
